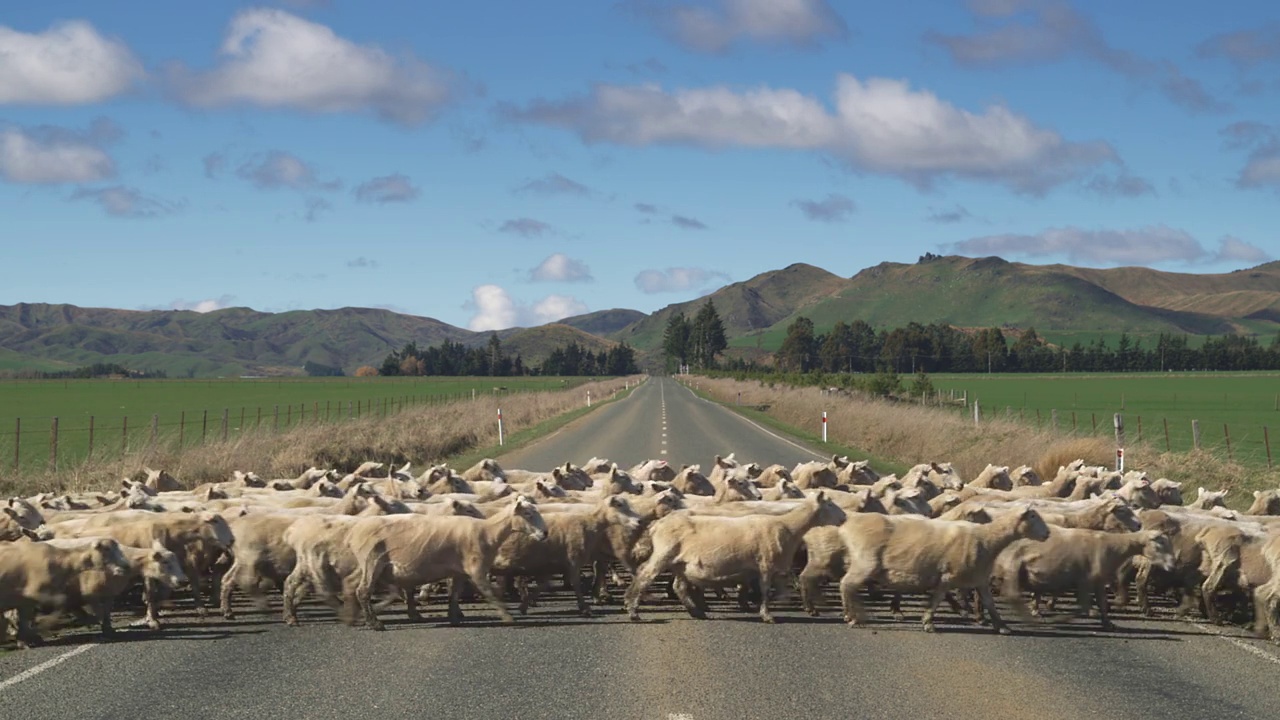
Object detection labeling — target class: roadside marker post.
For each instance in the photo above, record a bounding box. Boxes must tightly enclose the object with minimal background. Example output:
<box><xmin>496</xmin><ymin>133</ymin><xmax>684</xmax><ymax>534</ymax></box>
<box><xmin>1114</xmin><ymin>414</ymin><xmax>1126</xmax><ymax>472</ymax></box>
<box><xmin>498</xmin><ymin>408</ymin><xmax>504</xmax><ymax>446</ymax></box>
<box><xmin>1116</xmin><ymin>447</ymin><xmax>1125</xmax><ymax>473</ymax></box>
<box><xmin>822</xmin><ymin>411</ymin><xmax>828</xmax><ymax>443</ymax></box>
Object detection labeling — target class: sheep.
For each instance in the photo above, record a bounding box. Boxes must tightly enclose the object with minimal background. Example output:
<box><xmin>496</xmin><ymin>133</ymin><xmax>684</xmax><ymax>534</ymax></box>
<box><xmin>792</xmin><ymin>460</ymin><xmax>839</xmax><ymax>490</ymax></box>
<box><xmin>710</xmin><ymin>472</ymin><xmax>762</xmax><ymax>502</ymax></box>
<box><xmin>1010</xmin><ymin>465</ymin><xmax>1042</xmax><ymax>487</ymax></box>
<box><xmin>1247</xmin><ymin>489</ymin><xmax>1280</xmax><ymax>516</ymax></box>
<box><xmin>629</xmin><ymin>459</ymin><xmax>675</xmax><ymax>484</ymax></box>
<box><xmin>1114</xmin><ymin>477</ymin><xmax>1161</xmax><ymax>509</ymax></box>
<box><xmin>838</xmin><ymin>460</ymin><xmax>879</xmax><ymax>487</ymax></box>
<box><xmin>590</xmin><ymin>490</ymin><xmax>686</xmax><ymax>603</ymax></box>
<box><xmin>927</xmin><ymin>491</ymin><xmax>964</xmax><ymax>518</ymax></box>
<box><xmin>219</xmin><ymin>513</ymin><xmax>303</xmax><ymax>619</ymax></box>
<box><xmin>461</xmin><ymin>458</ymin><xmax>506</xmax><ymax>484</ymax></box>
<box><xmin>491</xmin><ymin>496</ymin><xmax>641</xmax><ymax>616</ymax></box>
<box><xmin>1194</xmin><ymin>523</ymin><xmax>1273</xmax><ymax>626</ymax></box>
<box><xmin>995</xmin><ymin>528</ymin><xmax>1174</xmax><ymax>629</ymax></box>
<box><xmin>882</xmin><ymin>487</ymin><xmax>930</xmax><ymax>516</ymax></box>
<box><xmin>1189</xmin><ymin>488</ymin><xmax>1229</xmax><ymax>511</ymax></box>
<box><xmin>968</xmin><ymin>465</ymin><xmax>1013</xmax><ymax>491</ymax></box>
<box><xmin>671</xmin><ymin>465</ymin><xmax>715</xmax><ymax>496</ymax></box>
<box><xmin>0</xmin><ymin>539</ymin><xmax>132</xmax><ymax>648</ymax></box>
<box><xmin>352</xmin><ymin>495</ymin><xmax>547</xmax><ymax>629</ymax></box>
<box><xmin>45</xmin><ymin>537</ymin><xmax>188</xmax><ymax>633</ymax></box>
<box><xmin>836</xmin><ymin>506</ymin><xmax>1051</xmax><ymax>634</ymax></box>
<box><xmin>141</xmin><ymin>467</ymin><xmax>183</xmax><ymax>493</ymax></box>
<box><xmin>753</xmin><ymin>464</ymin><xmax>792</xmax><ymax>489</ymax></box>
<box><xmin>625</xmin><ymin>492</ymin><xmax>846</xmax><ymax>623</ymax></box>
<box><xmin>761</xmin><ymin>479</ymin><xmax>805</xmax><ymax>501</ymax></box>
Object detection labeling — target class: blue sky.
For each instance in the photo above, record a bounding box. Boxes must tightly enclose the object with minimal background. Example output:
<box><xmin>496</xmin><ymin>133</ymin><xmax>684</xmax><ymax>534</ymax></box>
<box><xmin>2</xmin><ymin>0</ymin><xmax>1279</xmax><ymax>330</ymax></box>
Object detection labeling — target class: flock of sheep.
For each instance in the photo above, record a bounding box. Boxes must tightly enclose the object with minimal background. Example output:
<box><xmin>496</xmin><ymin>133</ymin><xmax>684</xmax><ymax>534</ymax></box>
<box><xmin>3</xmin><ymin>453</ymin><xmax>1280</xmax><ymax>649</ymax></box>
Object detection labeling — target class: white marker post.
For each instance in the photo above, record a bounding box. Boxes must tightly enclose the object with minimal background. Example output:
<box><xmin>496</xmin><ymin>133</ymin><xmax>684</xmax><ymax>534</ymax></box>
<box><xmin>822</xmin><ymin>411</ymin><xmax>828</xmax><ymax>443</ymax></box>
<box><xmin>497</xmin><ymin>408</ymin><xmax>504</xmax><ymax>446</ymax></box>
<box><xmin>587</xmin><ymin>391</ymin><xmax>592</xmax><ymax>407</ymax></box>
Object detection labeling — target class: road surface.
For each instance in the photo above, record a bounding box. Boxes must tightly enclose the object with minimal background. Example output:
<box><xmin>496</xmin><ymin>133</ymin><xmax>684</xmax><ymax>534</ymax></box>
<box><xmin>2</xmin><ymin>377</ymin><xmax>1278</xmax><ymax>719</ymax></box>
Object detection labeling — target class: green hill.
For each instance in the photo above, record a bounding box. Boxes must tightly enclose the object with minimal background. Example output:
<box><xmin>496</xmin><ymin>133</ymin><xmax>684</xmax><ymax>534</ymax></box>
<box><xmin>558</xmin><ymin>308</ymin><xmax>647</xmax><ymax>337</ymax></box>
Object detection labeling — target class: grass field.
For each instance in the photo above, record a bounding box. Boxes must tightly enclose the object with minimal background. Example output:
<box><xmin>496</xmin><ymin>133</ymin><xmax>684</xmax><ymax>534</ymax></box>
<box><xmin>931</xmin><ymin>372</ymin><xmax>1280</xmax><ymax>468</ymax></box>
<box><xmin>0</xmin><ymin>376</ymin><xmax>597</xmax><ymax>473</ymax></box>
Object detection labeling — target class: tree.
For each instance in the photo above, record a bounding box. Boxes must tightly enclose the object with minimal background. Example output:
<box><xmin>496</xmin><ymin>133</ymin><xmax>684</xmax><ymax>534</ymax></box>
<box><xmin>690</xmin><ymin>300</ymin><xmax>727</xmax><ymax>369</ymax></box>
<box><xmin>662</xmin><ymin>311</ymin><xmax>691</xmax><ymax>372</ymax></box>
<box><xmin>777</xmin><ymin>316</ymin><xmax>817</xmax><ymax>372</ymax></box>
<box><xmin>819</xmin><ymin>320</ymin><xmax>855</xmax><ymax>372</ymax></box>
<box><xmin>354</xmin><ymin>365</ymin><xmax>379</xmax><ymax>377</ymax></box>
<box><xmin>486</xmin><ymin>333</ymin><xmax>503</xmax><ymax>376</ymax></box>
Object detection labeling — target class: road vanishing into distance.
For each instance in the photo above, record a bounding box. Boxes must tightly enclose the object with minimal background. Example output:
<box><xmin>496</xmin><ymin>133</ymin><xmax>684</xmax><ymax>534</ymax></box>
<box><xmin>2</xmin><ymin>377</ymin><xmax>1279</xmax><ymax>719</ymax></box>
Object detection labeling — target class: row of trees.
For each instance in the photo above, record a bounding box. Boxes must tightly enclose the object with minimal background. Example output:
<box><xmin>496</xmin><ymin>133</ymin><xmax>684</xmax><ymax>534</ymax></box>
<box><xmin>772</xmin><ymin>318</ymin><xmax>1280</xmax><ymax>373</ymax></box>
<box><xmin>378</xmin><ymin>334</ymin><xmax>638</xmax><ymax>377</ymax></box>
<box><xmin>661</xmin><ymin>300</ymin><xmax>728</xmax><ymax>372</ymax></box>
<box><xmin>4</xmin><ymin>363</ymin><xmax>168</xmax><ymax>380</ymax></box>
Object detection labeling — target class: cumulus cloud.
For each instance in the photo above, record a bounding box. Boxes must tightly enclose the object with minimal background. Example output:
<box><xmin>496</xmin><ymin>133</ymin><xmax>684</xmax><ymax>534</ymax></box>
<box><xmin>628</xmin><ymin>0</ymin><xmax>849</xmax><ymax>53</ymax></box>
<box><xmin>167</xmin><ymin>295</ymin><xmax>236</xmax><ymax>313</ymax></box>
<box><xmin>499</xmin><ymin>217</ymin><xmax>554</xmax><ymax>237</ymax></box>
<box><xmin>926</xmin><ymin>205</ymin><xmax>972</xmax><ymax>223</ymax></box>
<box><xmin>1083</xmin><ymin>172</ymin><xmax>1156</xmax><ymax>198</ymax></box>
<box><xmin>1222</xmin><ymin>122</ymin><xmax>1280</xmax><ymax>190</ymax></box>
<box><xmin>672</xmin><ymin>214</ymin><xmax>709</xmax><ymax>230</ymax></box>
<box><xmin>516</xmin><ymin>172</ymin><xmax>591</xmax><ymax>197</ymax></box>
<box><xmin>793</xmin><ymin>193</ymin><xmax>855</xmax><ymax>222</ymax></box>
<box><xmin>346</xmin><ymin>257</ymin><xmax>378</xmax><ymax>269</ymax></box>
<box><xmin>466</xmin><ymin>285</ymin><xmax>588</xmax><ymax>331</ymax></box>
<box><xmin>0</xmin><ymin>124</ymin><xmax>115</xmax><ymax>184</ymax></box>
<box><xmin>1197</xmin><ymin>24</ymin><xmax>1280</xmax><ymax>69</ymax></box>
<box><xmin>353</xmin><ymin>173</ymin><xmax>419</xmax><ymax>203</ymax></box>
<box><xmin>499</xmin><ymin>74</ymin><xmax>1117</xmax><ymax>194</ymax></box>
<box><xmin>947</xmin><ymin>225</ymin><xmax>1271</xmax><ymax>266</ymax></box>
<box><xmin>529</xmin><ymin>253</ymin><xmax>593</xmax><ymax>283</ymax></box>
<box><xmin>237</xmin><ymin>150</ymin><xmax>338</xmax><ymax>191</ymax></box>
<box><xmin>634</xmin><ymin>266</ymin><xmax>731</xmax><ymax>293</ymax></box>
<box><xmin>71</xmin><ymin>186</ymin><xmax>181</xmax><ymax>218</ymax></box>
<box><xmin>927</xmin><ymin>3</ymin><xmax>1227</xmax><ymax>114</ymax></box>
<box><xmin>0</xmin><ymin>20</ymin><xmax>144</xmax><ymax>105</ymax></box>
<box><xmin>167</xmin><ymin>9</ymin><xmax>455</xmax><ymax>125</ymax></box>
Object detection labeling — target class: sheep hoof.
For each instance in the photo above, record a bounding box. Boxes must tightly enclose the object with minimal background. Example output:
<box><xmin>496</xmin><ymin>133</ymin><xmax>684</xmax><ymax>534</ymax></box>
<box><xmin>628</xmin><ymin>611</ymin><xmax>642</xmax><ymax>622</ymax></box>
<box><xmin>195</xmin><ymin>607</ymin><xmax>209</xmax><ymax>618</ymax></box>
<box><xmin>806</xmin><ymin>608</ymin><xmax>820</xmax><ymax>618</ymax></box>
<box><xmin>284</xmin><ymin>617</ymin><xmax>299</xmax><ymax>628</ymax></box>
<box><xmin>579</xmin><ymin>607</ymin><xmax>593</xmax><ymax>618</ymax></box>
<box><xmin>922</xmin><ymin>622</ymin><xmax>936</xmax><ymax>633</ymax></box>
<box><xmin>499</xmin><ymin>613</ymin><xmax>516</xmax><ymax>625</ymax></box>
<box><xmin>222</xmin><ymin>610</ymin><xmax>235</xmax><ymax>621</ymax></box>
<box><xmin>892</xmin><ymin>612</ymin><xmax>906</xmax><ymax>622</ymax></box>
<box><xmin>1100</xmin><ymin>621</ymin><xmax>1115</xmax><ymax>631</ymax></box>
<box><xmin>760</xmin><ymin>615</ymin><xmax>776</xmax><ymax>624</ymax></box>
<box><xmin>368</xmin><ymin>621</ymin><xmax>386</xmax><ymax>632</ymax></box>
<box><xmin>996</xmin><ymin>625</ymin><xmax>1014</xmax><ymax>636</ymax></box>
<box><xmin>146</xmin><ymin>619</ymin><xmax>161</xmax><ymax>631</ymax></box>
<box><xmin>406</xmin><ymin>612</ymin><xmax>424</xmax><ymax>623</ymax></box>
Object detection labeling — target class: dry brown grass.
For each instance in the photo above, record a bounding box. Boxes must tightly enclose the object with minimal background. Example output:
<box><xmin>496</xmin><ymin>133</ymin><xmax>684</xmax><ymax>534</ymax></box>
<box><xmin>1</xmin><ymin>377</ymin><xmax>638</xmax><ymax>498</ymax></box>
<box><xmin>694</xmin><ymin>377</ymin><xmax>1280</xmax><ymax>505</ymax></box>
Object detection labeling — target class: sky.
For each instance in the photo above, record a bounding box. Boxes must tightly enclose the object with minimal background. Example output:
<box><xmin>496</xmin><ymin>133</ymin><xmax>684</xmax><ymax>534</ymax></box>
<box><xmin>2</xmin><ymin>0</ymin><xmax>1279</xmax><ymax>331</ymax></box>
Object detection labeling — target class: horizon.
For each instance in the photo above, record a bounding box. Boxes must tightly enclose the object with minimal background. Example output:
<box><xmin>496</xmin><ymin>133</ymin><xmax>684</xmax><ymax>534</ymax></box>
<box><xmin>3</xmin><ymin>1</ymin><xmax>1279</xmax><ymax>330</ymax></box>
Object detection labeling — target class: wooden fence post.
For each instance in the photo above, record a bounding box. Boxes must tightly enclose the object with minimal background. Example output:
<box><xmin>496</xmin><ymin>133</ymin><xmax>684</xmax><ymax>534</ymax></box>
<box><xmin>1266</xmin><ymin>426</ymin><xmax>1273</xmax><ymax>469</ymax></box>
<box><xmin>1137</xmin><ymin>416</ymin><xmax>1142</xmax><ymax>443</ymax></box>
<box><xmin>1192</xmin><ymin>420</ymin><xmax>1202</xmax><ymax>451</ymax></box>
<box><xmin>201</xmin><ymin>410</ymin><xmax>208</xmax><ymax>443</ymax></box>
<box><xmin>12</xmin><ymin>418</ymin><xmax>18</xmax><ymax>472</ymax></box>
<box><xmin>1091</xmin><ymin>413</ymin><xmax>1097</xmax><ymax>433</ymax></box>
<box><xmin>1163</xmin><ymin>417</ymin><xmax>1170</xmax><ymax>451</ymax></box>
<box><xmin>151</xmin><ymin>414</ymin><xmax>159</xmax><ymax>447</ymax></box>
<box><xmin>88</xmin><ymin>416</ymin><xmax>95</xmax><ymax>459</ymax></box>
<box><xmin>313</xmin><ymin>402</ymin><xmax>318</xmax><ymax>424</ymax></box>
<box><xmin>179</xmin><ymin>411</ymin><xmax>185</xmax><ymax>447</ymax></box>
<box><xmin>286</xmin><ymin>404</ymin><xmax>292</xmax><ymax>428</ymax></box>
<box><xmin>256</xmin><ymin>407</ymin><xmax>262</xmax><ymax>429</ymax></box>
<box><xmin>122</xmin><ymin>416</ymin><xmax>129</xmax><ymax>454</ymax></box>
<box><xmin>1071</xmin><ymin>411</ymin><xmax>1077</xmax><ymax>432</ymax></box>
<box><xmin>1224</xmin><ymin>423</ymin><xmax>1232</xmax><ymax>462</ymax></box>
<box><xmin>273</xmin><ymin>405</ymin><xmax>279</xmax><ymax>432</ymax></box>
<box><xmin>49</xmin><ymin>417</ymin><xmax>58</xmax><ymax>471</ymax></box>
<box><xmin>326</xmin><ymin>401</ymin><xmax>330</xmax><ymax>421</ymax></box>
<box><xmin>1051</xmin><ymin>409</ymin><xmax>1058</xmax><ymax>431</ymax></box>
<box><xmin>221</xmin><ymin>409</ymin><xmax>229</xmax><ymax>442</ymax></box>
<box><xmin>240</xmin><ymin>407</ymin><xmax>245</xmax><ymax>433</ymax></box>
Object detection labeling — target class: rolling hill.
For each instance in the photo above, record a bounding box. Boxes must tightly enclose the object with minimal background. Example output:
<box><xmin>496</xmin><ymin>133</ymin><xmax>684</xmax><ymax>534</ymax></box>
<box><xmin>5</xmin><ymin>255</ymin><xmax>1280</xmax><ymax>376</ymax></box>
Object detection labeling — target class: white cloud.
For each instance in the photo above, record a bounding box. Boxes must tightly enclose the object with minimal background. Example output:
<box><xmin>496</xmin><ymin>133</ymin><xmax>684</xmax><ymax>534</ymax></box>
<box><xmin>502</xmin><ymin>74</ymin><xmax>1116</xmax><ymax>194</ymax></box>
<box><xmin>948</xmin><ymin>225</ymin><xmax>1271</xmax><ymax>266</ymax></box>
<box><xmin>1221</xmin><ymin>122</ymin><xmax>1280</xmax><ymax>190</ymax></box>
<box><xmin>168</xmin><ymin>9</ymin><xmax>454</xmax><ymax>125</ymax></box>
<box><xmin>630</xmin><ymin>0</ymin><xmax>848</xmax><ymax>53</ymax></box>
<box><xmin>0</xmin><ymin>126</ymin><xmax>114</xmax><ymax>184</ymax></box>
<box><xmin>353</xmin><ymin>173</ymin><xmax>419</xmax><ymax>203</ymax></box>
<box><xmin>529</xmin><ymin>253</ymin><xmax>593</xmax><ymax>283</ymax></box>
<box><xmin>71</xmin><ymin>186</ymin><xmax>180</xmax><ymax>218</ymax></box>
<box><xmin>237</xmin><ymin>150</ymin><xmax>338</xmax><ymax>191</ymax></box>
<box><xmin>0</xmin><ymin>20</ymin><xmax>143</xmax><ymax>105</ymax></box>
<box><xmin>168</xmin><ymin>295</ymin><xmax>236</xmax><ymax>313</ymax></box>
<box><xmin>466</xmin><ymin>285</ymin><xmax>588</xmax><ymax>331</ymax></box>
<box><xmin>634</xmin><ymin>266</ymin><xmax>731</xmax><ymax>293</ymax></box>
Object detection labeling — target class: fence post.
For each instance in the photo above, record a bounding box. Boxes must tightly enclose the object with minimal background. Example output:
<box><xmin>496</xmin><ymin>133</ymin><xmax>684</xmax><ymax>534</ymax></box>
<box><xmin>1224</xmin><ymin>423</ymin><xmax>1232</xmax><ymax>462</ymax></box>
<box><xmin>286</xmin><ymin>404</ymin><xmax>292</xmax><ymax>428</ymax></box>
<box><xmin>1071</xmin><ymin>412</ymin><xmax>1077</xmax><ymax>433</ymax></box>
<box><xmin>179</xmin><ymin>411</ymin><xmax>185</xmax><ymax>447</ymax></box>
<box><xmin>256</xmin><ymin>407</ymin><xmax>262</xmax><ymax>428</ymax></box>
<box><xmin>822</xmin><ymin>411</ymin><xmax>828</xmax><ymax>442</ymax></box>
<box><xmin>1114</xmin><ymin>414</ymin><xmax>1125</xmax><ymax>472</ymax></box>
<box><xmin>326</xmin><ymin>400</ymin><xmax>331</xmax><ymax>421</ymax></box>
<box><xmin>12</xmin><ymin>417</ymin><xmax>18</xmax><ymax>472</ymax></box>
<box><xmin>274</xmin><ymin>405</ymin><xmax>280</xmax><ymax>431</ymax></box>
<box><xmin>1051</xmin><ymin>409</ymin><xmax>1058</xmax><ymax>431</ymax></box>
<box><xmin>587</xmin><ymin>391</ymin><xmax>592</xmax><ymax>407</ymax></box>
<box><xmin>1136</xmin><ymin>416</ymin><xmax>1142</xmax><ymax>443</ymax></box>
<box><xmin>1091</xmin><ymin>413</ymin><xmax>1097</xmax><ymax>433</ymax></box>
<box><xmin>1266</xmin><ymin>426</ymin><xmax>1273</xmax><ymax>469</ymax></box>
<box><xmin>88</xmin><ymin>416</ymin><xmax>95</xmax><ymax>459</ymax></box>
<box><xmin>1192</xmin><ymin>420</ymin><xmax>1201</xmax><ymax>451</ymax></box>
<box><xmin>347</xmin><ymin>401</ymin><xmax>353</xmax><ymax>419</ymax></box>
<box><xmin>201</xmin><ymin>410</ymin><xmax>208</xmax><ymax>443</ymax></box>
<box><xmin>122</xmin><ymin>416</ymin><xmax>129</xmax><ymax>454</ymax></box>
<box><xmin>1163</xmin><ymin>417</ymin><xmax>1170</xmax><ymax>451</ymax></box>
<box><xmin>49</xmin><ymin>417</ymin><xmax>58</xmax><ymax>472</ymax></box>
<box><xmin>240</xmin><ymin>407</ymin><xmax>246</xmax><ymax>433</ymax></box>
<box><xmin>151</xmin><ymin>414</ymin><xmax>159</xmax><ymax>447</ymax></box>
<box><xmin>221</xmin><ymin>409</ymin><xmax>229</xmax><ymax>442</ymax></box>
<box><xmin>313</xmin><ymin>402</ymin><xmax>318</xmax><ymax>424</ymax></box>
<box><xmin>498</xmin><ymin>407</ymin><xmax>504</xmax><ymax>446</ymax></box>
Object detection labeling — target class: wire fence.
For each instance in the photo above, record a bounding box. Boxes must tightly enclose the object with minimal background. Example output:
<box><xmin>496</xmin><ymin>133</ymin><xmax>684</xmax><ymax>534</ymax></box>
<box><xmin>0</xmin><ymin>390</ymin><xmax>526</xmax><ymax>474</ymax></box>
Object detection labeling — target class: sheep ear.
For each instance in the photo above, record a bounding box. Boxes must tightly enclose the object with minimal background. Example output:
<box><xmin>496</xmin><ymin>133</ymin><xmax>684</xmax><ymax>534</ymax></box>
<box><xmin>551</xmin><ymin>467</ymin><xmax>563</xmax><ymax>479</ymax></box>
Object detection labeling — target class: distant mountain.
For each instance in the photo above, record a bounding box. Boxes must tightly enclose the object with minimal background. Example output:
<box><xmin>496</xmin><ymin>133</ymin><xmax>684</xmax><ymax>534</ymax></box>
<box><xmin>558</xmin><ymin>309</ymin><xmax>647</xmax><ymax>337</ymax></box>
<box><xmin>6</xmin><ymin>256</ymin><xmax>1280</xmax><ymax>376</ymax></box>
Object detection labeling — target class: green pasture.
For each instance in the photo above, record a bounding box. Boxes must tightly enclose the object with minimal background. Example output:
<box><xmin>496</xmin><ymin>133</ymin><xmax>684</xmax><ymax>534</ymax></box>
<box><xmin>0</xmin><ymin>376</ymin><xmax>594</xmax><ymax>472</ymax></box>
<box><xmin>931</xmin><ymin>372</ymin><xmax>1280</xmax><ymax>468</ymax></box>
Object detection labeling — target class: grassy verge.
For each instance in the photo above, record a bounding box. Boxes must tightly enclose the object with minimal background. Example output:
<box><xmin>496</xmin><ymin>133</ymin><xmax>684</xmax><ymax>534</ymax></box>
<box><xmin>681</xmin><ymin>381</ymin><xmax>911</xmax><ymax>477</ymax></box>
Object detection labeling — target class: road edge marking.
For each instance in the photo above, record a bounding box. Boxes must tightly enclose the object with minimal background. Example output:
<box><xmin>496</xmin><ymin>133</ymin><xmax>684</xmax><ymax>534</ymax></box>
<box><xmin>0</xmin><ymin>643</ymin><xmax>96</xmax><ymax>693</ymax></box>
<box><xmin>1191</xmin><ymin>622</ymin><xmax>1280</xmax><ymax>666</ymax></box>
<box><xmin>677</xmin><ymin>380</ymin><xmax>824</xmax><ymax>460</ymax></box>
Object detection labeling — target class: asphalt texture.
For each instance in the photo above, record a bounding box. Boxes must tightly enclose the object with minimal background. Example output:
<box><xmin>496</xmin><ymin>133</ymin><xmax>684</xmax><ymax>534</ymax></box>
<box><xmin>3</xmin><ymin>377</ymin><xmax>1280</xmax><ymax>720</ymax></box>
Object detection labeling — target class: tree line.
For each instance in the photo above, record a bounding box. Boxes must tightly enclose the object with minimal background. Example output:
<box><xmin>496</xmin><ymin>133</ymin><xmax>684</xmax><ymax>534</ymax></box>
<box><xmin>2</xmin><ymin>363</ymin><xmax>168</xmax><ymax>380</ymax></box>
<box><xmin>768</xmin><ymin>318</ymin><xmax>1280</xmax><ymax>373</ymax></box>
<box><xmin>378</xmin><ymin>333</ymin><xmax>639</xmax><ymax>377</ymax></box>
<box><xmin>661</xmin><ymin>300</ymin><xmax>728</xmax><ymax>372</ymax></box>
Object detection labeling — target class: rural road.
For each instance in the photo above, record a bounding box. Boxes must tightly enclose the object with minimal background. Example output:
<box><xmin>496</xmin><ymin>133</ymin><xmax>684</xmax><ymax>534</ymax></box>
<box><xmin>2</xmin><ymin>377</ymin><xmax>1279</xmax><ymax>719</ymax></box>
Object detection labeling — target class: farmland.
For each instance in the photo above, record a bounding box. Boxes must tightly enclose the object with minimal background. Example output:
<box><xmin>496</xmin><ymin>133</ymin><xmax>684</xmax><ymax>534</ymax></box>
<box><xmin>0</xmin><ymin>375</ymin><xmax>596</xmax><ymax>472</ymax></box>
<box><xmin>931</xmin><ymin>372</ymin><xmax>1280</xmax><ymax>468</ymax></box>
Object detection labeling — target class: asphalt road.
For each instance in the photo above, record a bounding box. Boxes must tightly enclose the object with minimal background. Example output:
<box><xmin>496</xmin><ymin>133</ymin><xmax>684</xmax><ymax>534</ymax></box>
<box><xmin>3</xmin><ymin>376</ymin><xmax>1280</xmax><ymax>720</ymax></box>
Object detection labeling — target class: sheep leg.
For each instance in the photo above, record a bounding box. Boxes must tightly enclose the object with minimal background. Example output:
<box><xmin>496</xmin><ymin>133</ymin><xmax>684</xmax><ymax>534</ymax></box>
<box><xmin>1201</xmin><ymin>560</ymin><xmax>1231</xmax><ymax>625</ymax></box>
<box><xmin>219</xmin><ymin>558</ymin><xmax>241</xmax><ymax>620</ymax></box>
<box><xmin>466</xmin><ymin>566</ymin><xmax>514</xmax><ymax>625</ymax></box>
<box><xmin>1095</xmin><ymin>583</ymin><xmax>1113</xmax><ymax>630</ymax></box>
<box><xmin>1000</xmin><ymin>568</ymin><xmax>1034</xmax><ymax>623</ymax></box>
<box><xmin>672</xmin><ymin>576</ymin><xmax>707</xmax><ymax>619</ymax></box>
<box><xmin>591</xmin><ymin>560</ymin><xmax>613</xmax><ymax>604</ymax></box>
<box><xmin>890</xmin><ymin>594</ymin><xmax>905</xmax><ymax>622</ymax></box>
<box><xmin>838</xmin><ymin>566</ymin><xmax>873</xmax><ymax>627</ymax></box>
<box><xmin>566</xmin><ymin>562</ymin><xmax>592</xmax><ymax>618</ymax></box>
<box><xmin>920</xmin><ymin>588</ymin><xmax>949</xmax><ymax>633</ymax></box>
<box><xmin>143</xmin><ymin>578</ymin><xmax>164</xmax><ymax>630</ymax></box>
<box><xmin>355</xmin><ymin>558</ymin><xmax>386</xmax><ymax>631</ymax></box>
<box><xmin>446</xmin><ymin>578</ymin><xmax>467</xmax><ymax>625</ymax></box>
<box><xmin>404</xmin><ymin>587</ymin><xmax>422</xmax><ymax>622</ymax></box>
<box><xmin>281</xmin><ymin>565</ymin><xmax>307</xmax><ymax>627</ymax></box>
<box><xmin>1134</xmin><ymin>562</ymin><xmax>1154</xmax><ymax>616</ymax></box>
<box><xmin>94</xmin><ymin>600</ymin><xmax>114</xmax><ymax>638</ymax></box>
<box><xmin>187</xmin><ymin>561</ymin><xmax>208</xmax><ymax>618</ymax></box>
<box><xmin>977</xmin><ymin>584</ymin><xmax>1013</xmax><ymax>635</ymax></box>
<box><xmin>624</xmin><ymin>548</ymin><xmax>675</xmax><ymax>622</ymax></box>
<box><xmin>759</xmin><ymin>571</ymin><xmax>787</xmax><ymax>624</ymax></box>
